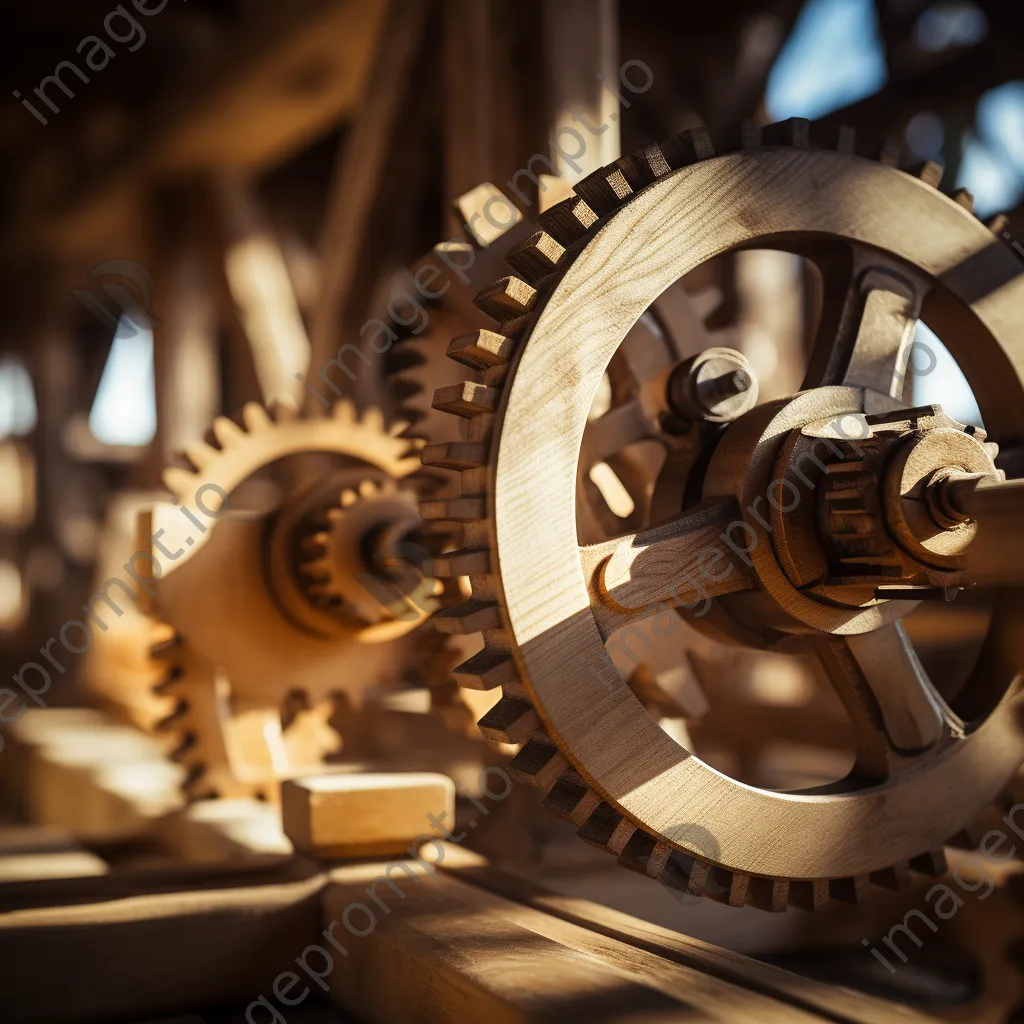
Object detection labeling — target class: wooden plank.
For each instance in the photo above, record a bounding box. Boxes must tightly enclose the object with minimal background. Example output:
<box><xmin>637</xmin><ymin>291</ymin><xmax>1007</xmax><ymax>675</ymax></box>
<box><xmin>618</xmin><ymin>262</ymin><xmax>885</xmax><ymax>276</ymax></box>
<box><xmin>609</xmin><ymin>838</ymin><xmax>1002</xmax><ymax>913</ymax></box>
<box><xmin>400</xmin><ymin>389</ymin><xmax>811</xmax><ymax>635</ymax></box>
<box><xmin>304</xmin><ymin>0</ymin><xmax>428</xmax><ymax>407</ymax></box>
<box><xmin>0</xmin><ymin>859</ymin><xmax>325</xmax><ymax>1022</ymax></box>
<box><xmin>3</xmin><ymin>708</ymin><xmax>292</xmax><ymax>863</ymax></box>
<box><xmin>0</xmin><ymin>825</ymin><xmax>107</xmax><ymax>882</ymax></box>
<box><xmin>434</xmin><ymin>847</ymin><xmax>937</xmax><ymax>1024</ymax></box>
<box><xmin>322</xmin><ymin>858</ymin><xmax>841</xmax><ymax>1023</ymax></box>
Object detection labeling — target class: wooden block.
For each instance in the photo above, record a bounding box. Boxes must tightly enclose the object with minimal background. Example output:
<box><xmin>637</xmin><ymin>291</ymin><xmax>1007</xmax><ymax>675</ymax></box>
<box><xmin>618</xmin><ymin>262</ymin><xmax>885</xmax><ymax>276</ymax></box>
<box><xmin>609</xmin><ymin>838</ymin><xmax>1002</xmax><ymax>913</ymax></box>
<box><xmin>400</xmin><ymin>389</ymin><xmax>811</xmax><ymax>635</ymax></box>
<box><xmin>14</xmin><ymin>709</ymin><xmax>183</xmax><ymax>842</ymax></box>
<box><xmin>156</xmin><ymin>798</ymin><xmax>292</xmax><ymax>864</ymax></box>
<box><xmin>282</xmin><ymin>773</ymin><xmax>454</xmax><ymax>859</ymax></box>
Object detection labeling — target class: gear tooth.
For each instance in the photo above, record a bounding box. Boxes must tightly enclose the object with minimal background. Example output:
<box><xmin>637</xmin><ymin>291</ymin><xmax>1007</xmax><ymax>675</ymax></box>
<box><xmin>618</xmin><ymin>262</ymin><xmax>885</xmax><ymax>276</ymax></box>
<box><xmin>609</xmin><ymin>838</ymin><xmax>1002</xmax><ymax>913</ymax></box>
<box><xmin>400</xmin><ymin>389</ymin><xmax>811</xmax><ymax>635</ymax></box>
<box><xmin>708</xmin><ymin>120</ymin><xmax>762</xmax><ymax>154</ymax></box>
<box><xmin>910</xmin><ymin>849</ymin><xmax>948</xmax><ymax>876</ymax></box>
<box><xmin>544</xmin><ymin>771</ymin><xmax>602</xmax><ymax>826</ymax></box>
<box><xmin>453</xmin><ymin>182</ymin><xmax>523</xmax><ymax>248</ymax></box>
<box><xmin>617</xmin><ymin>829</ymin><xmax>660</xmax><ymax>875</ymax></box>
<box><xmin>154</xmin><ymin>700</ymin><xmax>190</xmax><ymax>733</ymax></box>
<box><xmin>869</xmin><ymin>862</ymin><xmax>911</xmax><ymax>891</ymax></box>
<box><xmin>420</xmin><ymin>495</ymin><xmax>486</xmax><ymax>522</ymax></box>
<box><xmin>152</xmin><ymin>664</ymin><xmax>183</xmax><ymax>695</ymax></box>
<box><xmin>747</xmin><ymin>876</ymin><xmax>790</xmax><ymax>912</ymax></box>
<box><xmin>389</xmin><ymin>418</ymin><xmax>412</xmax><ymax>437</ymax></box>
<box><xmin>538</xmin><ymin>196</ymin><xmax>598</xmax><ymax>247</ymax></box>
<box><xmin>837</xmin><ymin>126</ymin><xmax>857</xmax><ymax>153</ymax></box>
<box><xmin>828</xmin><ymin>874</ymin><xmax>868</xmax><ymax>904</ymax></box>
<box><xmin>614</xmin><ymin>141</ymin><xmax>674</xmax><ymax>189</ymax></box>
<box><xmin>452</xmin><ymin>647</ymin><xmax>518</xmax><ymax>690</ymax></box>
<box><xmin>477</xmin><ymin>695</ymin><xmax>539</xmax><ymax>744</ymax></box>
<box><xmin>788</xmin><ymin>879</ymin><xmax>831</xmax><ymax>911</ymax></box>
<box><xmin>505</xmin><ymin>233</ymin><xmax>566</xmax><ymax>286</ymax></box>
<box><xmin>162</xmin><ymin>466</ymin><xmax>198</xmax><ymax>498</ymax></box>
<box><xmin>643</xmin><ymin>840</ymin><xmax>674</xmax><ymax>881</ymax></box>
<box><xmin>869</xmin><ymin>138</ymin><xmax>902</xmax><ymax>166</ymax></box>
<box><xmin>660</xmin><ymin>126</ymin><xmax>715</xmax><ymax>169</ymax></box>
<box><xmin>421</xmin><ymin>441</ymin><xmax>489</xmax><ymax>471</ymax></box>
<box><xmin>182</xmin><ymin>762</ymin><xmax>217</xmax><ymax>801</ymax></box>
<box><xmin>340</xmin><ymin>489</ymin><xmax>358</xmax><ymax>508</ymax></box>
<box><xmin>149</xmin><ymin>632</ymin><xmax>182</xmax><ymax>659</ymax></box>
<box><xmin>167</xmin><ymin>731</ymin><xmax>196</xmax><ymax>761</ymax></box>
<box><xmin>811</xmin><ymin>123</ymin><xmax>856</xmax><ymax>154</ymax></box>
<box><xmin>432</xmin><ymin>382</ymin><xmax>500</xmax><ymax>417</ymax></box>
<box><xmin>425</xmin><ymin>547</ymin><xmax>490</xmax><ymax>577</ymax></box>
<box><xmin>269</xmin><ymin>397</ymin><xmax>298</xmax><ymax>422</ymax></box>
<box><xmin>390</xmin><ymin>378</ymin><xmax>423</xmax><ymax>403</ymax></box>
<box><xmin>987</xmin><ymin>213</ymin><xmax>1010</xmax><ymax>234</ymax></box>
<box><xmin>577</xmin><ymin>802</ymin><xmax>636</xmax><ymax>856</ymax></box>
<box><xmin>211</xmin><ymin>415</ymin><xmax>245</xmax><ymax>449</ymax></box>
<box><xmin>952</xmin><ymin>187</ymin><xmax>975</xmax><ymax>212</ymax></box>
<box><xmin>387</xmin><ymin>347</ymin><xmax>427</xmax><ymax>374</ymax></box>
<box><xmin>331</xmin><ymin>399</ymin><xmax>357</xmax><ymax>424</ymax></box>
<box><xmin>447</xmin><ymin>330</ymin><xmax>516</xmax><ymax>373</ymax></box>
<box><xmin>183</xmin><ymin>441</ymin><xmax>219</xmax><ymax>472</ymax></box>
<box><xmin>242</xmin><ymin>402</ymin><xmax>271</xmax><ymax>432</ymax></box>
<box><xmin>762</xmin><ymin>117</ymin><xmax>811</xmax><ymax>148</ymax></box>
<box><xmin>573</xmin><ymin>164</ymin><xmax>634</xmax><ymax>216</ymax></box>
<box><xmin>508</xmin><ymin>738</ymin><xmax>567</xmax><ymax>789</ymax></box>
<box><xmin>473</xmin><ymin>276</ymin><xmax>537</xmax><ymax>323</ymax></box>
<box><xmin>724</xmin><ymin>872</ymin><xmax>750</xmax><ymax>908</ymax></box>
<box><xmin>358</xmin><ymin>479</ymin><xmax>377</xmax><ymax>499</ymax></box>
<box><xmin>361</xmin><ymin>406</ymin><xmax>386</xmax><ymax>433</ymax></box>
<box><xmin>659</xmin><ymin>849</ymin><xmax>712</xmax><ymax>899</ymax></box>
<box><xmin>432</xmin><ymin>598</ymin><xmax>501</xmax><ymax>634</ymax></box>
<box><xmin>909</xmin><ymin>160</ymin><xmax>944</xmax><ymax>189</ymax></box>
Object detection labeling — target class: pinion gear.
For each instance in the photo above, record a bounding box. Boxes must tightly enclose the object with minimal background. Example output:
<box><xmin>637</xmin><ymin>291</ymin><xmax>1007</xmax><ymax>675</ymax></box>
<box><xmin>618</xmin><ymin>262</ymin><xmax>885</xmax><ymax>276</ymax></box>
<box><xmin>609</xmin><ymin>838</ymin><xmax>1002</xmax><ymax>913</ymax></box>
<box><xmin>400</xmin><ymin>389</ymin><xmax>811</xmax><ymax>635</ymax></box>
<box><xmin>144</xmin><ymin>398</ymin><xmax>457</xmax><ymax>801</ymax></box>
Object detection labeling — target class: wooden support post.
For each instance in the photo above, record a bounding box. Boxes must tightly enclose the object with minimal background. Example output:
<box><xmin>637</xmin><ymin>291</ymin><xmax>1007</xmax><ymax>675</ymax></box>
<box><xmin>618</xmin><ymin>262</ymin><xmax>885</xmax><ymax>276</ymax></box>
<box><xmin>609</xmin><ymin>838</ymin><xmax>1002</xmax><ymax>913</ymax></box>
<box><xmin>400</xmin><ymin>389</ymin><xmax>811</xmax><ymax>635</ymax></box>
<box><xmin>304</xmin><ymin>0</ymin><xmax>428</xmax><ymax>413</ymax></box>
<box><xmin>541</xmin><ymin>0</ymin><xmax>620</xmax><ymax>206</ymax></box>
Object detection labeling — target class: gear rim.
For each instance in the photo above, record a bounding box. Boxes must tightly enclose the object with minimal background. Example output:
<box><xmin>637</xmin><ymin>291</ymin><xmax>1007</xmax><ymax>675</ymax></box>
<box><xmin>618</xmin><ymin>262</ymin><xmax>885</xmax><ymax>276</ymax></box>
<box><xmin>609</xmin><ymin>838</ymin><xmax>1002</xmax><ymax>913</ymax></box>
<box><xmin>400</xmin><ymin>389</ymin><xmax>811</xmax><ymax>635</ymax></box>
<box><xmin>427</xmin><ymin>128</ymin><xmax>1024</xmax><ymax>908</ymax></box>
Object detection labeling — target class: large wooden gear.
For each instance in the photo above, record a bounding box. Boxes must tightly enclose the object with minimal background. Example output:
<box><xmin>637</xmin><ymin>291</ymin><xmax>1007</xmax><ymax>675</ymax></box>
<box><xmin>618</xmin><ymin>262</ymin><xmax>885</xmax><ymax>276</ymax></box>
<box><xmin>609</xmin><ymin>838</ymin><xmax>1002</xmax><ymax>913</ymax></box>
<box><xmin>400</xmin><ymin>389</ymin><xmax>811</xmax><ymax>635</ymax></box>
<box><xmin>424</xmin><ymin>118</ymin><xmax>1024</xmax><ymax>911</ymax></box>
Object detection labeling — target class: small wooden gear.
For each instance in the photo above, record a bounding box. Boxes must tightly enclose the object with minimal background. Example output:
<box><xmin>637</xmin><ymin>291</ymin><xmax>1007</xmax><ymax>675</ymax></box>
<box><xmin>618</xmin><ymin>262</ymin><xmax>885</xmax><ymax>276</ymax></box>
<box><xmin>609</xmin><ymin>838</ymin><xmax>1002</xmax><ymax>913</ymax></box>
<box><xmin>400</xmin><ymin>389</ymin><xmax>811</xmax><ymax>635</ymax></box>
<box><xmin>144</xmin><ymin>399</ymin><xmax>455</xmax><ymax>800</ymax></box>
<box><xmin>424</xmin><ymin>119</ymin><xmax>1024</xmax><ymax>910</ymax></box>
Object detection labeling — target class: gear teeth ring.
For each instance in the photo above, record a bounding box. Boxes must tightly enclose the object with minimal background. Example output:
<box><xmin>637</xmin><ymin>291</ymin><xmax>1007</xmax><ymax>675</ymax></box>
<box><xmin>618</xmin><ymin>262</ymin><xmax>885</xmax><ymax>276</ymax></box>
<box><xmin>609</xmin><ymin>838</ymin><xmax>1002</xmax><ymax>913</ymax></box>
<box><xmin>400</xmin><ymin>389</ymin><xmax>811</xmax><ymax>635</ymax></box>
<box><xmin>145</xmin><ymin>398</ymin><xmax>450</xmax><ymax>801</ymax></box>
<box><xmin>421</xmin><ymin>117</ymin><xmax>1024</xmax><ymax>911</ymax></box>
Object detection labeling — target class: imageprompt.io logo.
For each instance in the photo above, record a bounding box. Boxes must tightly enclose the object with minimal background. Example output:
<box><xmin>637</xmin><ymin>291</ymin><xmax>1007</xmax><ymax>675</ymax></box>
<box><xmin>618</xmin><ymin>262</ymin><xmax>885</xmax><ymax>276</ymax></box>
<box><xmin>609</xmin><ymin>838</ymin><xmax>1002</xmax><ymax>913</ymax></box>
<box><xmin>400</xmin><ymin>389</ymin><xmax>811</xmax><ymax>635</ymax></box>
<box><xmin>661</xmin><ymin>822</ymin><xmax>722</xmax><ymax>907</ymax></box>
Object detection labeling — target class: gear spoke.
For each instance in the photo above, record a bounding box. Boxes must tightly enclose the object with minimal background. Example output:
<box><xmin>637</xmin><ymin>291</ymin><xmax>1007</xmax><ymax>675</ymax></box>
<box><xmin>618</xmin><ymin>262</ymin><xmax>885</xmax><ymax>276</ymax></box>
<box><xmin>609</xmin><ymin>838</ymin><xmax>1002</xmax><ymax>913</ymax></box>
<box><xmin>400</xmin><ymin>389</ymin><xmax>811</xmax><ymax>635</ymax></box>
<box><xmin>813</xmin><ymin>622</ymin><xmax>954</xmax><ymax>781</ymax></box>
<box><xmin>580</xmin><ymin>398</ymin><xmax>651</xmax><ymax>469</ymax></box>
<box><xmin>805</xmin><ymin>248</ymin><xmax>931</xmax><ymax>410</ymax></box>
<box><xmin>580</xmin><ymin>498</ymin><xmax>755</xmax><ymax>641</ymax></box>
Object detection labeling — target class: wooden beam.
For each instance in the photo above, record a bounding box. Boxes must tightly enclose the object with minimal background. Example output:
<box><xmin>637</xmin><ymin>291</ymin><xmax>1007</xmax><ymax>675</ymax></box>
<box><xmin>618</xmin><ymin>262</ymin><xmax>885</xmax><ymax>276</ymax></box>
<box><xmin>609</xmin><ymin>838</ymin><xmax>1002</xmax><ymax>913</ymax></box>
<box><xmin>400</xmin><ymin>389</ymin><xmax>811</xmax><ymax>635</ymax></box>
<box><xmin>435</xmin><ymin>846</ymin><xmax>934</xmax><ymax>1024</ymax></box>
<box><xmin>304</xmin><ymin>0</ymin><xmax>428</xmax><ymax>409</ymax></box>
<box><xmin>40</xmin><ymin>0</ymin><xmax>389</xmax><ymax>258</ymax></box>
<box><xmin>322</xmin><ymin>854</ymin><xmax>921</xmax><ymax>1023</ymax></box>
<box><xmin>0</xmin><ymin>860</ymin><xmax>325</xmax><ymax>1022</ymax></box>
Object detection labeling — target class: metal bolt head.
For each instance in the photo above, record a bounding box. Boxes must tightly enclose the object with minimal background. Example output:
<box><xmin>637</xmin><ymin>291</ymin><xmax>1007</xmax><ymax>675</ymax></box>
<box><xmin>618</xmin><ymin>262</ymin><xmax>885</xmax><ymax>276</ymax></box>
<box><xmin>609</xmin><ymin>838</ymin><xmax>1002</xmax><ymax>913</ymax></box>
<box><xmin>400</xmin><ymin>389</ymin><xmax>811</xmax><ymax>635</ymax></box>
<box><xmin>667</xmin><ymin>347</ymin><xmax>759</xmax><ymax>424</ymax></box>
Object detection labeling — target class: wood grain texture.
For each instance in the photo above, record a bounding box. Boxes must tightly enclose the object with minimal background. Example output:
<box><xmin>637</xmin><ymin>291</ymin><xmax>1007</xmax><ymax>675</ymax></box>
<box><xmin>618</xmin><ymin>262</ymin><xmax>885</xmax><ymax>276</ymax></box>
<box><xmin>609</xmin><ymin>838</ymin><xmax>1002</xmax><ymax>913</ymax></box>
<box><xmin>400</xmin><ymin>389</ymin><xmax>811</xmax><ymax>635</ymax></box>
<box><xmin>490</xmin><ymin>148</ymin><xmax>1024</xmax><ymax>880</ymax></box>
<box><xmin>282</xmin><ymin>772</ymin><xmax>454</xmax><ymax>858</ymax></box>
<box><xmin>435</xmin><ymin>845</ymin><xmax>938</xmax><ymax>1024</ymax></box>
<box><xmin>0</xmin><ymin>860</ymin><xmax>324</xmax><ymax>1022</ymax></box>
<box><xmin>323</xmin><ymin>858</ymin><xmax>833</xmax><ymax>1023</ymax></box>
